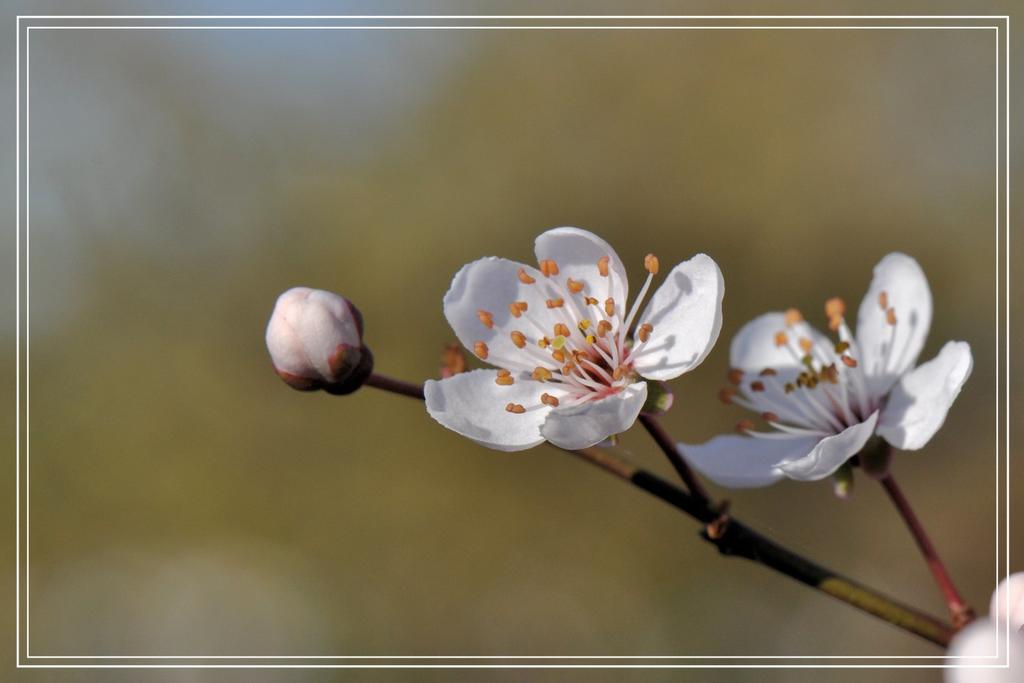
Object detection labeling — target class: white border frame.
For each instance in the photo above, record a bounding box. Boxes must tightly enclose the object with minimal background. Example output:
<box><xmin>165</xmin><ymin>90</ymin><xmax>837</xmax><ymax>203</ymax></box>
<box><xmin>13</xmin><ymin>13</ymin><xmax>1012</xmax><ymax>670</ymax></box>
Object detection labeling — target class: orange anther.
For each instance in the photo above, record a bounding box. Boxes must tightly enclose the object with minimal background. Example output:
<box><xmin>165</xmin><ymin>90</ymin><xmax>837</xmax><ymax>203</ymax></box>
<box><xmin>604</xmin><ymin>298</ymin><xmax>615</xmax><ymax>317</ymax></box>
<box><xmin>597</xmin><ymin>320</ymin><xmax>612</xmax><ymax>337</ymax></box>
<box><xmin>473</xmin><ymin>341</ymin><xmax>489</xmax><ymax>360</ymax></box>
<box><xmin>759</xmin><ymin>368</ymin><xmax>778</xmax><ymax>376</ymax></box>
<box><xmin>774</xmin><ymin>331</ymin><xmax>789</xmax><ymax>347</ymax></box>
<box><xmin>597</xmin><ymin>255</ymin><xmax>610</xmax><ymax>277</ymax></box>
<box><xmin>554</xmin><ymin>323</ymin><xmax>571</xmax><ymax>338</ymax></box>
<box><xmin>735</xmin><ymin>419</ymin><xmax>756</xmax><ymax>433</ymax></box>
<box><xmin>825</xmin><ymin>297</ymin><xmax>846</xmax><ymax>319</ymax></box>
<box><xmin>511</xmin><ymin>331</ymin><xmax>527</xmax><ymax>348</ymax></box>
<box><xmin>546</xmin><ymin>298</ymin><xmax>565</xmax><ymax>309</ymax></box>
<box><xmin>505</xmin><ymin>403</ymin><xmax>526</xmax><ymax>414</ymax></box>
<box><xmin>727</xmin><ymin>368</ymin><xmax>744</xmax><ymax>385</ymax></box>
<box><xmin>762</xmin><ymin>412</ymin><xmax>780</xmax><ymax>423</ymax></box>
<box><xmin>878</xmin><ymin>291</ymin><xmax>889</xmax><ymax>311</ymax></box>
<box><xmin>718</xmin><ymin>387</ymin><xmax>736</xmax><ymax>404</ymax></box>
<box><xmin>798</xmin><ymin>337</ymin><xmax>813</xmax><ymax>353</ymax></box>
<box><xmin>539</xmin><ymin>259</ymin><xmax>559</xmax><ymax>277</ymax></box>
<box><xmin>841</xmin><ymin>355</ymin><xmax>858</xmax><ymax>368</ymax></box>
<box><xmin>784</xmin><ymin>308</ymin><xmax>803</xmax><ymax>326</ymax></box>
<box><xmin>750</xmin><ymin>381</ymin><xmax>765</xmax><ymax>392</ymax></box>
<box><xmin>644</xmin><ymin>253</ymin><xmax>660</xmax><ymax>275</ymax></box>
<box><xmin>517</xmin><ymin>268</ymin><xmax>536</xmax><ymax>284</ymax></box>
<box><xmin>540</xmin><ymin>393</ymin><xmax>560</xmax><ymax>407</ymax></box>
<box><xmin>477</xmin><ymin>310</ymin><xmax>494</xmax><ymax>329</ymax></box>
<box><xmin>886</xmin><ymin>308</ymin><xmax>897</xmax><ymax>325</ymax></box>
<box><xmin>638</xmin><ymin>323</ymin><xmax>653</xmax><ymax>343</ymax></box>
<box><xmin>532</xmin><ymin>367</ymin><xmax>553</xmax><ymax>382</ymax></box>
<box><xmin>566</xmin><ymin>278</ymin><xmax>584</xmax><ymax>294</ymax></box>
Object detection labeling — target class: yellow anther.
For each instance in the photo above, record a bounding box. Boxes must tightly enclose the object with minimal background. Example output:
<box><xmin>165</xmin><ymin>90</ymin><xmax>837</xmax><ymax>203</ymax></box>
<box><xmin>735</xmin><ymin>419</ymin><xmax>756</xmax><ymax>433</ymax></box>
<box><xmin>604</xmin><ymin>298</ymin><xmax>615</xmax><ymax>317</ymax></box>
<box><xmin>798</xmin><ymin>337</ymin><xmax>813</xmax><ymax>353</ymax></box>
<box><xmin>541</xmin><ymin>393</ymin><xmax>560</xmax><ymax>407</ymax></box>
<box><xmin>597</xmin><ymin>320</ymin><xmax>612</xmax><ymax>337</ymax></box>
<box><xmin>511</xmin><ymin>331</ymin><xmax>527</xmax><ymax>348</ymax></box>
<box><xmin>539</xmin><ymin>259</ymin><xmax>559</xmax><ymax>277</ymax></box>
<box><xmin>554</xmin><ymin>323</ymin><xmax>571</xmax><ymax>338</ymax></box>
<box><xmin>477</xmin><ymin>310</ymin><xmax>494</xmax><ymax>329</ymax></box>
<box><xmin>584</xmin><ymin>296</ymin><xmax>599</xmax><ymax>306</ymax></box>
<box><xmin>473</xmin><ymin>341</ymin><xmax>489</xmax><ymax>360</ymax></box>
<box><xmin>784</xmin><ymin>308</ymin><xmax>803</xmax><ymax>326</ymax></box>
<box><xmin>597</xmin><ymin>255</ymin><xmax>610</xmax><ymax>277</ymax></box>
<box><xmin>585</xmin><ymin>334</ymin><xmax>596</xmax><ymax>344</ymax></box>
<box><xmin>759</xmin><ymin>368</ymin><xmax>778</xmax><ymax>376</ymax></box>
<box><xmin>878</xmin><ymin>290</ymin><xmax>889</xmax><ymax>311</ymax></box>
<box><xmin>644</xmin><ymin>253</ymin><xmax>660</xmax><ymax>275</ymax></box>
<box><xmin>546</xmin><ymin>298</ymin><xmax>565</xmax><ymax>309</ymax></box>
<box><xmin>841</xmin><ymin>355</ymin><xmax>858</xmax><ymax>368</ymax></box>
<box><xmin>517</xmin><ymin>268</ymin><xmax>536</xmax><ymax>285</ymax></box>
<box><xmin>727</xmin><ymin>368</ymin><xmax>744</xmax><ymax>385</ymax></box>
<box><xmin>750</xmin><ymin>380</ymin><xmax>765</xmax><ymax>392</ymax></box>
<box><xmin>505</xmin><ymin>403</ymin><xmax>526</xmax><ymax>414</ymax></box>
<box><xmin>578</xmin><ymin>319</ymin><xmax>592</xmax><ymax>332</ymax></box>
<box><xmin>551</xmin><ymin>349</ymin><xmax>566</xmax><ymax>363</ymax></box>
<box><xmin>495</xmin><ymin>370</ymin><xmax>515</xmax><ymax>386</ymax></box>
<box><xmin>825</xmin><ymin>297</ymin><xmax>846</xmax><ymax>319</ymax></box>
<box><xmin>774</xmin><ymin>331</ymin><xmax>789</xmax><ymax>347</ymax></box>
<box><xmin>718</xmin><ymin>387</ymin><xmax>736</xmax><ymax>404</ymax></box>
<box><xmin>532</xmin><ymin>367</ymin><xmax>553</xmax><ymax>382</ymax></box>
<box><xmin>886</xmin><ymin>308</ymin><xmax>897</xmax><ymax>325</ymax></box>
<box><xmin>566</xmin><ymin>278</ymin><xmax>584</xmax><ymax>294</ymax></box>
<box><xmin>537</xmin><ymin>336</ymin><xmax>550</xmax><ymax>349</ymax></box>
<box><xmin>638</xmin><ymin>323</ymin><xmax>653</xmax><ymax>343</ymax></box>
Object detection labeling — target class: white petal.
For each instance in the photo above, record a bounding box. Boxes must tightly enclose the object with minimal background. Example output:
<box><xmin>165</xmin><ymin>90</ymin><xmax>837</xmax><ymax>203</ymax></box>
<box><xmin>946</xmin><ymin>620</ymin><xmax>1024</xmax><ymax>683</ymax></box>
<box><xmin>424</xmin><ymin>370</ymin><xmax>566</xmax><ymax>452</ymax></box>
<box><xmin>729</xmin><ymin>312</ymin><xmax>832</xmax><ymax>382</ymax></box>
<box><xmin>877</xmin><ymin>341</ymin><xmax>973</xmax><ymax>450</ymax></box>
<box><xmin>855</xmin><ymin>253</ymin><xmax>933</xmax><ymax>397</ymax></box>
<box><xmin>990</xmin><ymin>572</ymin><xmax>1024</xmax><ymax>633</ymax></box>
<box><xmin>539</xmin><ymin>382</ymin><xmax>647</xmax><ymax>450</ymax></box>
<box><xmin>678</xmin><ymin>433</ymin><xmax>822</xmax><ymax>488</ymax></box>
<box><xmin>775</xmin><ymin>411</ymin><xmax>879</xmax><ymax>481</ymax></box>
<box><xmin>443</xmin><ymin>257</ymin><xmax>564</xmax><ymax>371</ymax></box>
<box><xmin>631</xmin><ymin>254</ymin><xmax>725</xmax><ymax>380</ymax></box>
<box><xmin>534</xmin><ymin>226</ymin><xmax>629</xmax><ymax>308</ymax></box>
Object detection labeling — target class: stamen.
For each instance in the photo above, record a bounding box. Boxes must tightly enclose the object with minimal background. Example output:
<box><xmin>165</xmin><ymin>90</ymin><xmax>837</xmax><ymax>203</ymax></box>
<box><xmin>637</xmin><ymin>323</ymin><xmax>654</xmax><ymax>342</ymax></box>
<box><xmin>644</xmin><ymin>253</ymin><xmax>660</xmax><ymax>275</ymax></box>
<box><xmin>539</xmin><ymin>259</ymin><xmax>559</xmax><ymax>277</ymax></box>
<box><xmin>541</xmin><ymin>393</ymin><xmax>560</xmax><ymax>407</ymax></box>
<box><xmin>774</xmin><ymin>331</ymin><xmax>789</xmax><ymax>347</ymax></box>
<box><xmin>834</xmin><ymin>341</ymin><xmax>850</xmax><ymax>354</ymax></box>
<box><xmin>508</xmin><ymin>303</ymin><xmax>522</xmax><ymax>318</ymax></box>
<box><xmin>551</xmin><ymin>349</ymin><xmax>567</xmax><ymax>363</ymax></box>
<box><xmin>612</xmin><ymin>366</ymin><xmax>626</xmax><ymax>381</ymax></box>
<box><xmin>825</xmin><ymin>297</ymin><xmax>846</xmax><ymax>319</ymax></box>
<box><xmin>546</xmin><ymin>298</ymin><xmax>564</xmax><ymax>309</ymax></box>
<box><xmin>537</xmin><ymin>336</ymin><xmax>550</xmax><ymax>349</ymax></box>
<box><xmin>784</xmin><ymin>308</ymin><xmax>803</xmax><ymax>326</ymax></box>
<box><xmin>878</xmin><ymin>291</ymin><xmax>889</xmax><ymax>310</ymax></box>
<box><xmin>495</xmin><ymin>370</ymin><xmax>515</xmax><ymax>386</ymax></box>
<box><xmin>505</xmin><ymin>403</ymin><xmax>526</xmax><ymax>414</ymax></box>
<box><xmin>750</xmin><ymin>381</ymin><xmax>765</xmax><ymax>392</ymax></box>
<box><xmin>798</xmin><ymin>337</ymin><xmax>813</xmax><ymax>353</ymax></box>
<box><xmin>597</xmin><ymin>320</ymin><xmax>612</xmax><ymax>337</ymax></box>
<box><xmin>841</xmin><ymin>355</ymin><xmax>858</xmax><ymax>368</ymax></box>
<box><xmin>473</xmin><ymin>341</ymin><xmax>489</xmax><ymax>360</ymax></box>
<box><xmin>762</xmin><ymin>412</ymin><xmax>780</xmax><ymax>423</ymax></box>
<box><xmin>477</xmin><ymin>310</ymin><xmax>494</xmax><ymax>329</ymax></box>
<box><xmin>719</xmin><ymin>387</ymin><xmax>736</xmax><ymax>404</ymax></box>
<box><xmin>727</xmin><ymin>368</ymin><xmax>744</xmax><ymax>385</ymax></box>
<box><xmin>511</xmin><ymin>331</ymin><xmax>527</xmax><ymax>348</ymax></box>
<box><xmin>585</xmin><ymin>334</ymin><xmax>596</xmax><ymax>344</ymax></box>
<box><xmin>554</xmin><ymin>323</ymin><xmax>571</xmax><ymax>338</ymax></box>
<box><xmin>578</xmin><ymin>319</ymin><xmax>592</xmax><ymax>332</ymax></box>
<box><xmin>886</xmin><ymin>308</ymin><xmax>897</xmax><ymax>325</ymax></box>
<box><xmin>532</xmin><ymin>367</ymin><xmax>553</xmax><ymax>382</ymax></box>
<box><xmin>784</xmin><ymin>382</ymin><xmax>795</xmax><ymax>393</ymax></box>
<box><xmin>517</xmin><ymin>268</ymin><xmax>536</xmax><ymax>285</ymax></box>
<box><xmin>566</xmin><ymin>278</ymin><xmax>584</xmax><ymax>294</ymax></box>
<box><xmin>597</xmin><ymin>256</ymin><xmax>610</xmax><ymax>277</ymax></box>
<box><xmin>604</xmin><ymin>298</ymin><xmax>615</xmax><ymax>317</ymax></box>
<box><xmin>736</xmin><ymin>419</ymin><xmax>756</xmax><ymax>433</ymax></box>
<box><xmin>760</xmin><ymin>368</ymin><xmax>778</xmax><ymax>376</ymax></box>
<box><xmin>584</xmin><ymin>296</ymin><xmax>599</xmax><ymax>306</ymax></box>
<box><xmin>828</xmin><ymin>316</ymin><xmax>843</xmax><ymax>332</ymax></box>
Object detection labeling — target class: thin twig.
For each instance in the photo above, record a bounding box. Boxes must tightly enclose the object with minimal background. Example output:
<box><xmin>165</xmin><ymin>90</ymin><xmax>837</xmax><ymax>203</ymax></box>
<box><xmin>638</xmin><ymin>413</ymin><xmax>710</xmax><ymax>503</ymax></box>
<box><xmin>361</xmin><ymin>373</ymin><xmax>955</xmax><ymax>647</ymax></box>
<box><xmin>879</xmin><ymin>471</ymin><xmax>974</xmax><ymax>628</ymax></box>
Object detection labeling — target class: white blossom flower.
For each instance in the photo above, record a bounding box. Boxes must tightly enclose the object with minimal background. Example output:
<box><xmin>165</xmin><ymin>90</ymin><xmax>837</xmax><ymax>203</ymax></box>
<box><xmin>680</xmin><ymin>253</ymin><xmax>973</xmax><ymax>487</ymax></box>
<box><xmin>265</xmin><ymin>287</ymin><xmax>371</xmax><ymax>393</ymax></box>
<box><xmin>945</xmin><ymin>574</ymin><xmax>1024</xmax><ymax>683</ymax></box>
<box><xmin>425</xmin><ymin>227</ymin><xmax>724</xmax><ymax>451</ymax></box>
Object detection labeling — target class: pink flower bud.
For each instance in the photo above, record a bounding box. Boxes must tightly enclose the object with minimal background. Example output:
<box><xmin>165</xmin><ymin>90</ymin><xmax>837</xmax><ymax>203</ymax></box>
<box><xmin>265</xmin><ymin>287</ymin><xmax>372</xmax><ymax>394</ymax></box>
<box><xmin>990</xmin><ymin>572</ymin><xmax>1024</xmax><ymax>633</ymax></box>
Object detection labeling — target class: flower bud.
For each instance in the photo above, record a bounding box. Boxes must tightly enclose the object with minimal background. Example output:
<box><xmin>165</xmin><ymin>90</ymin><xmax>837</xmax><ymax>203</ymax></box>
<box><xmin>265</xmin><ymin>287</ymin><xmax>373</xmax><ymax>394</ymax></box>
<box><xmin>990</xmin><ymin>572</ymin><xmax>1024</xmax><ymax>633</ymax></box>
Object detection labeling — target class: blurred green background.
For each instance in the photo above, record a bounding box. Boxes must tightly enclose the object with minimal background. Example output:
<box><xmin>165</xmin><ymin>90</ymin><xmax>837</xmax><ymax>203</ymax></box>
<box><xmin>2</xmin><ymin>2</ymin><xmax>1021</xmax><ymax>681</ymax></box>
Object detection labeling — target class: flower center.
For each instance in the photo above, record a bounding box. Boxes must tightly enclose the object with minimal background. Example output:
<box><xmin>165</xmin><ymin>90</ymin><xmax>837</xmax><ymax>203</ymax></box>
<box><xmin>722</xmin><ymin>293</ymin><xmax>901</xmax><ymax>435</ymax></box>
<box><xmin>474</xmin><ymin>254</ymin><xmax>660</xmax><ymax>413</ymax></box>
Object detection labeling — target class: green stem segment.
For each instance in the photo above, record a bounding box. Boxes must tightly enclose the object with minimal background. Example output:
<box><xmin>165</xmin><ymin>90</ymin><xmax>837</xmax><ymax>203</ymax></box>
<box><xmin>363</xmin><ymin>373</ymin><xmax>955</xmax><ymax>648</ymax></box>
